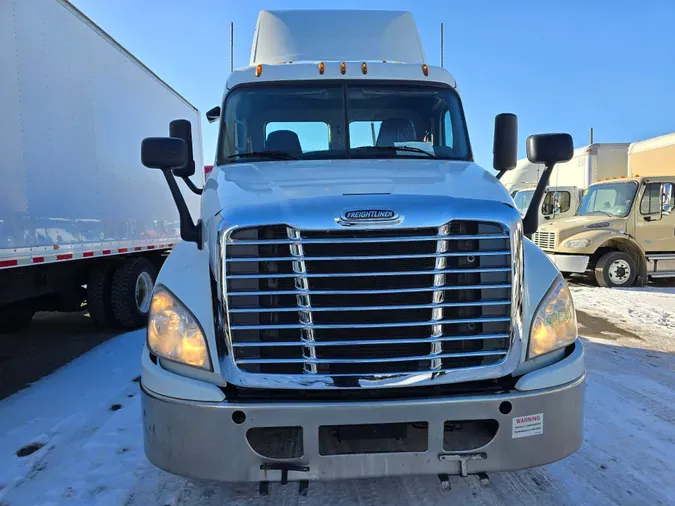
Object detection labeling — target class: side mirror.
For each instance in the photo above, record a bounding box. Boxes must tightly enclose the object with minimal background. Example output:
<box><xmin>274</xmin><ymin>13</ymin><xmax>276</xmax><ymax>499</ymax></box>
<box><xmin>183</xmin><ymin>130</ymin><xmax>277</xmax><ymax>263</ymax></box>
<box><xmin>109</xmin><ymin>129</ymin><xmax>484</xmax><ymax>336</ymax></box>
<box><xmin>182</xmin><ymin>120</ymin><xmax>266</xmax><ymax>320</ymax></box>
<box><xmin>141</xmin><ymin>137</ymin><xmax>187</xmax><ymax>169</ymax></box>
<box><xmin>140</xmin><ymin>136</ymin><xmax>200</xmax><ymax>246</ymax></box>
<box><xmin>526</xmin><ymin>133</ymin><xmax>574</xmax><ymax>166</ymax></box>
<box><xmin>206</xmin><ymin>106</ymin><xmax>221</xmax><ymax>123</ymax></box>
<box><xmin>493</xmin><ymin>113</ymin><xmax>518</xmax><ymax>178</ymax></box>
<box><xmin>662</xmin><ymin>182</ymin><xmax>673</xmax><ymax>213</ymax></box>
<box><xmin>169</xmin><ymin>120</ymin><xmax>195</xmax><ymax>178</ymax></box>
<box><xmin>522</xmin><ymin>133</ymin><xmax>574</xmax><ymax>237</ymax></box>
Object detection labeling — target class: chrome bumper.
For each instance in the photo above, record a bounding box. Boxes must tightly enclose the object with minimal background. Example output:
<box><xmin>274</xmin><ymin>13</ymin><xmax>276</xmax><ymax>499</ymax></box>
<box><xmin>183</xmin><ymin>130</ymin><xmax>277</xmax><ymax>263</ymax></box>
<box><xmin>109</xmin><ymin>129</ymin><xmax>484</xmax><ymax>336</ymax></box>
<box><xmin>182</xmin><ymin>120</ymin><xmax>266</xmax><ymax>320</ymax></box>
<box><xmin>141</xmin><ymin>353</ymin><xmax>585</xmax><ymax>483</ymax></box>
<box><xmin>546</xmin><ymin>253</ymin><xmax>590</xmax><ymax>273</ymax></box>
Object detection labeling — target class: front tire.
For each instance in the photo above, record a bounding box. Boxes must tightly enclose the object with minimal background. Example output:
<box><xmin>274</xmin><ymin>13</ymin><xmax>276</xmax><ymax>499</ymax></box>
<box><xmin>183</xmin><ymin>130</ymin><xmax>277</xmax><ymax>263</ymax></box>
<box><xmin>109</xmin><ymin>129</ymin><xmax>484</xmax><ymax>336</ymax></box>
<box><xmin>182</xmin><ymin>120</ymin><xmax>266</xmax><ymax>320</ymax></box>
<box><xmin>111</xmin><ymin>257</ymin><xmax>156</xmax><ymax>329</ymax></box>
<box><xmin>594</xmin><ymin>251</ymin><xmax>637</xmax><ymax>288</ymax></box>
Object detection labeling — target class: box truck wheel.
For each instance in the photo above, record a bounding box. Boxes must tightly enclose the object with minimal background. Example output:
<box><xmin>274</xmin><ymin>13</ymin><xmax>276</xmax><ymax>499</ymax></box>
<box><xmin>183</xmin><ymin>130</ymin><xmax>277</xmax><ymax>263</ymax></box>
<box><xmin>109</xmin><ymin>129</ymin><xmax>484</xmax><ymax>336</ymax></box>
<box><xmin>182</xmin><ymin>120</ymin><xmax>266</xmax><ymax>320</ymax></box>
<box><xmin>111</xmin><ymin>257</ymin><xmax>156</xmax><ymax>329</ymax></box>
<box><xmin>595</xmin><ymin>251</ymin><xmax>636</xmax><ymax>288</ymax></box>
<box><xmin>0</xmin><ymin>308</ymin><xmax>35</xmax><ymax>333</ymax></box>
<box><xmin>87</xmin><ymin>264</ymin><xmax>116</xmax><ymax>327</ymax></box>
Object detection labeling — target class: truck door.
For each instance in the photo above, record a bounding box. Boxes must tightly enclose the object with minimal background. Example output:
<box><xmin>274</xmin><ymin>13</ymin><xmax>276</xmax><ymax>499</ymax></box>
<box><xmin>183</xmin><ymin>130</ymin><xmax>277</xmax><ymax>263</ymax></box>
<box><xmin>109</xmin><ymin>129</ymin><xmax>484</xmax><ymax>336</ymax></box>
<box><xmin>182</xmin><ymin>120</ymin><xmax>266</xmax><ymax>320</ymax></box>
<box><xmin>635</xmin><ymin>181</ymin><xmax>675</xmax><ymax>252</ymax></box>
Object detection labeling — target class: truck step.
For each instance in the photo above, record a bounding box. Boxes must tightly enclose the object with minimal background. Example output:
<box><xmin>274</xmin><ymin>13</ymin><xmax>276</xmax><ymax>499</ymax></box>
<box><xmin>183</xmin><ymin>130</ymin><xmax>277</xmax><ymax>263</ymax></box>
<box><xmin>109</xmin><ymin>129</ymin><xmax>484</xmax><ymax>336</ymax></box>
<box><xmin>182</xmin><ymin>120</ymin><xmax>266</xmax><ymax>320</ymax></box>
<box><xmin>648</xmin><ymin>271</ymin><xmax>675</xmax><ymax>278</ymax></box>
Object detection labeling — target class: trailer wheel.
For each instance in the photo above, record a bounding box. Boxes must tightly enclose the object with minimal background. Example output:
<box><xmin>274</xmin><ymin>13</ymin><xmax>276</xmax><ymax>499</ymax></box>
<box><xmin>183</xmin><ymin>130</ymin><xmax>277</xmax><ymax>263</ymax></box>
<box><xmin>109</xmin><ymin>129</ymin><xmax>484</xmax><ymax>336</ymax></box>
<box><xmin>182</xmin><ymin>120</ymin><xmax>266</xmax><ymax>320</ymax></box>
<box><xmin>111</xmin><ymin>257</ymin><xmax>157</xmax><ymax>329</ymax></box>
<box><xmin>595</xmin><ymin>251</ymin><xmax>637</xmax><ymax>288</ymax></box>
<box><xmin>0</xmin><ymin>308</ymin><xmax>35</xmax><ymax>334</ymax></box>
<box><xmin>87</xmin><ymin>264</ymin><xmax>116</xmax><ymax>327</ymax></box>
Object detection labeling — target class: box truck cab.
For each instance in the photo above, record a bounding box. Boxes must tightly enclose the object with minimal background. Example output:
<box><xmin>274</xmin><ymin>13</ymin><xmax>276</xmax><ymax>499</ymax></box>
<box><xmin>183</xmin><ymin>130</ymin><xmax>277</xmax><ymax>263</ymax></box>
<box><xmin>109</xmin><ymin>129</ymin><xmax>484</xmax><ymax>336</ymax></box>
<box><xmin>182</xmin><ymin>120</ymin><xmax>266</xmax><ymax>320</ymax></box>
<box><xmin>137</xmin><ymin>10</ymin><xmax>585</xmax><ymax>490</ymax></box>
<box><xmin>534</xmin><ymin>175</ymin><xmax>675</xmax><ymax>287</ymax></box>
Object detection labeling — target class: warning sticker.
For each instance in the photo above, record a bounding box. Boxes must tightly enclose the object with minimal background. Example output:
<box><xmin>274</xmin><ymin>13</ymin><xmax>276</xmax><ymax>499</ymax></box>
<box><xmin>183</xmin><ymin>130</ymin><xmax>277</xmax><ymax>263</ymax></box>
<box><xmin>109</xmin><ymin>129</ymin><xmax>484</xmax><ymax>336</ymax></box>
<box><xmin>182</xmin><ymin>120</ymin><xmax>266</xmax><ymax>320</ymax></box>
<box><xmin>512</xmin><ymin>413</ymin><xmax>544</xmax><ymax>439</ymax></box>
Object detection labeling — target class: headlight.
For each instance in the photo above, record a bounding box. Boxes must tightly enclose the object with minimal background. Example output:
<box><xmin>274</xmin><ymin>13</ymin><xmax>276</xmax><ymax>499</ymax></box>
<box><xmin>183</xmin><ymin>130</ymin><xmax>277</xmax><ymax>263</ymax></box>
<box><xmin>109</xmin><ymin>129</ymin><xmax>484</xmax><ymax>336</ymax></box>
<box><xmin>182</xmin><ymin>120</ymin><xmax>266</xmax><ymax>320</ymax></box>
<box><xmin>529</xmin><ymin>277</ymin><xmax>577</xmax><ymax>358</ymax></box>
<box><xmin>564</xmin><ymin>238</ymin><xmax>591</xmax><ymax>248</ymax></box>
<box><xmin>147</xmin><ymin>287</ymin><xmax>211</xmax><ymax>370</ymax></box>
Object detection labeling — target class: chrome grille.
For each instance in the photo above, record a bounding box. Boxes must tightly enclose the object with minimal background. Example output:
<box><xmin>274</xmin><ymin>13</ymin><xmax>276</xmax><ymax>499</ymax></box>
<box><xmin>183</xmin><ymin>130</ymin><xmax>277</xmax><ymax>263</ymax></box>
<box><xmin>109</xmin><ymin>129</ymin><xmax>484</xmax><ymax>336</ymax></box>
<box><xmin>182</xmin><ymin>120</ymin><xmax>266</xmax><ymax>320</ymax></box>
<box><xmin>532</xmin><ymin>230</ymin><xmax>557</xmax><ymax>250</ymax></box>
<box><xmin>224</xmin><ymin>222</ymin><xmax>512</xmax><ymax>378</ymax></box>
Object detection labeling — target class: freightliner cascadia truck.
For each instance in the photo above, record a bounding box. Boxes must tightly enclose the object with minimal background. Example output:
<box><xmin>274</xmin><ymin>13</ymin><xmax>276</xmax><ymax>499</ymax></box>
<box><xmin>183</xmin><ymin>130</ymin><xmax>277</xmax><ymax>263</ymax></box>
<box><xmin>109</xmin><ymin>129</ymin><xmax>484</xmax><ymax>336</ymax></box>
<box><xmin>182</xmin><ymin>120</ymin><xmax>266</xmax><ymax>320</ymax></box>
<box><xmin>137</xmin><ymin>10</ymin><xmax>585</xmax><ymax>493</ymax></box>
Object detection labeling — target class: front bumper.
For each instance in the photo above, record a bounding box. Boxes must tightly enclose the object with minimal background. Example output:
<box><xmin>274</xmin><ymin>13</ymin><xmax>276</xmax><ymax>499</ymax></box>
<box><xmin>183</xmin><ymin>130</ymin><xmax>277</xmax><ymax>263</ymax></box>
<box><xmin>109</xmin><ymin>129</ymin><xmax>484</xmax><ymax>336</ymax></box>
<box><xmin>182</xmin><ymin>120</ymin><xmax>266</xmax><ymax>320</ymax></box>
<box><xmin>546</xmin><ymin>253</ymin><xmax>590</xmax><ymax>273</ymax></box>
<box><xmin>141</xmin><ymin>344</ymin><xmax>586</xmax><ymax>483</ymax></box>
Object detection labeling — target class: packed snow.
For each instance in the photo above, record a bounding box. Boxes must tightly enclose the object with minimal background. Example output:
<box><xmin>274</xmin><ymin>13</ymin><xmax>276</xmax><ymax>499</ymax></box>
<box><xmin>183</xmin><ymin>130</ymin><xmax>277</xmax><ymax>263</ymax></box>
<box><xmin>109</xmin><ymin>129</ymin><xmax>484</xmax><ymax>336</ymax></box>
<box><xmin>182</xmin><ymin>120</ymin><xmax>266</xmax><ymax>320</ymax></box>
<box><xmin>0</xmin><ymin>288</ymin><xmax>674</xmax><ymax>505</ymax></box>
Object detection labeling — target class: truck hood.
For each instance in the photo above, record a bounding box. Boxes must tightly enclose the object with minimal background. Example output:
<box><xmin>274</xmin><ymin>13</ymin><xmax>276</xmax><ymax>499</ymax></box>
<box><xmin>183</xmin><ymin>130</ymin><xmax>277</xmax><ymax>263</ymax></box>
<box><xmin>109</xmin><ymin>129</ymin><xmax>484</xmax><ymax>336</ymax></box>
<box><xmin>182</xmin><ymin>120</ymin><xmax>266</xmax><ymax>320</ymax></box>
<box><xmin>537</xmin><ymin>214</ymin><xmax>627</xmax><ymax>243</ymax></box>
<box><xmin>202</xmin><ymin>159</ymin><xmax>512</xmax><ymax>219</ymax></box>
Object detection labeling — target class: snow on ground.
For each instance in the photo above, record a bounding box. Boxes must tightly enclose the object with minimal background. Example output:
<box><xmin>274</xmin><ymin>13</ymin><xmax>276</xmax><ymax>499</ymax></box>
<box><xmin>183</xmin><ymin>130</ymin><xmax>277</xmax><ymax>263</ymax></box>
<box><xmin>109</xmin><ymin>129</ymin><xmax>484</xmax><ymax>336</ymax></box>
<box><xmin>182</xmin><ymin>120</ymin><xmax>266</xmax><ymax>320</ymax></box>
<box><xmin>571</xmin><ymin>285</ymin><xmax>675</xmax><ymax>353</ymax></box>
<box><xmin>0</xmin><ymin>290</ymin><xmax>674</xmax><ymax>505</ymax></box>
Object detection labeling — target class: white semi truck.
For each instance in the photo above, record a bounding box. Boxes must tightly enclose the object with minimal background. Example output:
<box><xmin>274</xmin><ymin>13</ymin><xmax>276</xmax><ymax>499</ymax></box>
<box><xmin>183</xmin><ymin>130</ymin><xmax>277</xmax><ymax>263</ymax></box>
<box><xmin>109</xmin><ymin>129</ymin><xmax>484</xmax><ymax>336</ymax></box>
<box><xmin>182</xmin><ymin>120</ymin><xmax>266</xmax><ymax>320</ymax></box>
<box><xmin>0</xmin><ymin>0</ymin><xmax>202</xmax><ymax>330</ymax></box>
<box><xmin>138</xmin><ymin>10</ymin><xmax>585</xmax><ymax>492</ymax></box>
<box><xmin>512</xmin><ymin>143</ymin><xmax>629</xmax><ymax>225</ymax></box>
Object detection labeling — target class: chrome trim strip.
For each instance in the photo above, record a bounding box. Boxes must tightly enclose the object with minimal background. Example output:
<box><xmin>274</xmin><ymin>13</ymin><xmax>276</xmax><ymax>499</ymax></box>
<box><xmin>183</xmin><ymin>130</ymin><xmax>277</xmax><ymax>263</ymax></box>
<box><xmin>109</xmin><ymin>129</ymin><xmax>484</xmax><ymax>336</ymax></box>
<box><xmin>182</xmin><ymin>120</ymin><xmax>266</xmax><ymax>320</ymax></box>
<box><xmin>226</xmin><ymin>267</ymin><xmax>510</xmax><ymax>279</ymax></box>
<box><xmin>230</xmin><ymin>316</ymin><xmax>510</xmax><ymax>331</ymax></box>
<box><xmin>227</xmin><ymin>233</ymin><xmax>507</xmax><ymax>245</ymax></box>
<box><xmin>230</xmin><ymin>333</ymin><xmax>511</xmax><ymax>348</ymax></box>
<box><xmin>225</xmin><ymin>250</ymin><xmax>511</xmax><ymax>262</ymax></box>
<box><xmin>227</xmin><ymin>283</ymin><xmax>512</xmax><ymax>297</ymax></box>
<box><xmin>235</xmin><ymin>350</ymin><xmax>507</xmax><ymax>365</ymax></box>
<box><xmin>228</xmin><ymin>300</ymin><xmax>511</xmax><ymax>313</ymax></box>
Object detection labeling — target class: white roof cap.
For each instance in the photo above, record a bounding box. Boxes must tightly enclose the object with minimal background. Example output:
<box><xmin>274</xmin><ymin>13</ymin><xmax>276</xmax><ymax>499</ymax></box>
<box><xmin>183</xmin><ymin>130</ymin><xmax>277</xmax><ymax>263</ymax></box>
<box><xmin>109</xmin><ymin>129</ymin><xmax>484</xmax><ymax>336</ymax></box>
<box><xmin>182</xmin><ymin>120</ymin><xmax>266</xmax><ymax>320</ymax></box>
<box><xmin>628</xmin><ymin>132</ymin><xmax>675</xmax><ymax>155</ymax></box>
<box><xmin>250</xmin><ymin>10</ymin><xmax>427</xmax><ymax>65</ymax></box>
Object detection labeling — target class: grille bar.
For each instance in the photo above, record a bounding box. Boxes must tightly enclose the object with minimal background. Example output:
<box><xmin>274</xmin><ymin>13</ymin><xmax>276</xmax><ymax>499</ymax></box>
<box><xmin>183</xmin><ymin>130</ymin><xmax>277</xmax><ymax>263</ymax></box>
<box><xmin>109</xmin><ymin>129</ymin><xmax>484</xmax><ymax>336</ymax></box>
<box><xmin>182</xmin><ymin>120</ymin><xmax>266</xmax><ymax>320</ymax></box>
<box><xmin>227</xmin><ymin>283</ymin><xmax>512</xmax><ymax>297</ymax></box>
<box><xmin>228</xmin><ymin>233</ymin><xmax>507</xmax><ymax>246</ymax></box>
<box><xmin>226</xmin><ymin>250</ymin><xmax>511</xmax><ymax>262</ymax></box>
<box><xmin>231</xmin><ymin>333</ymin><xmax>511</xmax><ymax>348</ymax></box>
<box><xmin>231</xmin><ymin>316</ymin><xmax>510</xmax><ymax>331</ymax></box>
<box><xmin>236</xmin><ymin>350</ymin><xmax>507</xmax><ymax>365</ymax></box>
<box><xmin>228</xmin><ymin>300</ymin><xmax>511</xmax><ymax>313</ymax></box>
<box><xmin>227</xmin><ymin>267</ymin><xmax>510</xmax><ymax>279</ymax></box>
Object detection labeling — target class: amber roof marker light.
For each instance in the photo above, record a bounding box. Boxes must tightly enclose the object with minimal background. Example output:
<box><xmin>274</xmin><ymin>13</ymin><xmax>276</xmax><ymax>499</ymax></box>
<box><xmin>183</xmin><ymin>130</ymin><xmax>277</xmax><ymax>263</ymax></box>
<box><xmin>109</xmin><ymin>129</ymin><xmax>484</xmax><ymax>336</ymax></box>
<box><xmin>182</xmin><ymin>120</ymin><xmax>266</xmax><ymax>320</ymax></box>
<box><xmin>340</xmin><ymin>62</ymin><xmax>346</xmax><ymax>75</ymax></box>
<box><xmin>255</xmin><ymin>64</ymin><xmax>263</xmax><ymax>77</ymax></box>
<box><xmin>318</xmin><ymin>61</ymin><xmax>325</xmax><ymax>75</ymax></box>
<box><xmin>361</xmin><ymin>62</ymin><xmax>368</xmax><ymax>75</ymax></box>
<box><xmin>422</xmin><ymin>64</ymin><xmax>429</xmax><ymax>76</ymax></box>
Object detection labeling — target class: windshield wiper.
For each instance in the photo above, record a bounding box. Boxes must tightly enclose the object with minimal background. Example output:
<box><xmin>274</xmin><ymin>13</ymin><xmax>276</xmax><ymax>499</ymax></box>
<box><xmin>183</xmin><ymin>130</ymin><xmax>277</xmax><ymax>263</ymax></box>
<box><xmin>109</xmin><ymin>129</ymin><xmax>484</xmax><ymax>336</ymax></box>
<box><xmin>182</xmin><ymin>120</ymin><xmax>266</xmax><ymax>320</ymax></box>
<box><xmin>226</xmin><ymin>151</ymin><xmax>298</xmax><ymax>161</ymax></box>
<box><xmin>585</xmin><ymin>210</ymin><xmax>613</xmax><ymax>217</ymax></box>
<box><xmin>351</xmin><ymin>146</ymin><xmax>436</xmax><ymax>159</ymax></box>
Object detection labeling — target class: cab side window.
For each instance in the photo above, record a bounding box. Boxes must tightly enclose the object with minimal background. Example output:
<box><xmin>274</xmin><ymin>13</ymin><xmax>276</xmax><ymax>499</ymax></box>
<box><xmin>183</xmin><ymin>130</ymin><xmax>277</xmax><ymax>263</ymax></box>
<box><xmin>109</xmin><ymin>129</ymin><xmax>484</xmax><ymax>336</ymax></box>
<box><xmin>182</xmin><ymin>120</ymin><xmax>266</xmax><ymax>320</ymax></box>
<box><xmin>640</xmin><ymin>183</ymin><xmax>662</xmax><ymax>215</ymax></box>
<box><xmin>542</xmin><ymin>191</ymin><xmax>571</xmax><ymax>215</ymax></box>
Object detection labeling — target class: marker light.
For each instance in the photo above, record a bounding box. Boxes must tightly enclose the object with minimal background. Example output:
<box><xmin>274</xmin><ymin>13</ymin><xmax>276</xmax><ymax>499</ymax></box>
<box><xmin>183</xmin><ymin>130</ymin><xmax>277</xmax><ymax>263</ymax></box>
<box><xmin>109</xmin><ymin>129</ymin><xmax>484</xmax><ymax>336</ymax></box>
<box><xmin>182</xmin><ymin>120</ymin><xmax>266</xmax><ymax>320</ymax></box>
<box><xmin>340</xmin><ymin>62</ymin><xmax>346</xmax><ymax>75</ymax></box>
<box><xmin>255</xmin><ymin>64</ymin><xmax>263</xmax><ymax>77</ymax></box>
<box><xmin>318</xmin><ymin>62</ymin><xmax>325</xmax><ymax>75</ymax></box>
<box><xmin>361</xmin><ymin>62</ymin><xmax>368</xmax><ymax>74</ymax></box>
<box><xmin>422</xmin><ymin>64</ymin><xmax>429</xmax><ymax>76</ymax></box>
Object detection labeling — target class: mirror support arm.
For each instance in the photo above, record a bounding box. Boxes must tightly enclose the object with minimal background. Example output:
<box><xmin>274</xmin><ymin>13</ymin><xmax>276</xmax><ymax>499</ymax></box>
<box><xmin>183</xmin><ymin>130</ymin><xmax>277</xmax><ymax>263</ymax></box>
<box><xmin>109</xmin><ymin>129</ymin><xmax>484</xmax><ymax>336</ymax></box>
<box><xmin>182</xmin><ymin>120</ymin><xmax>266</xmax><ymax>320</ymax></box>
<box><xmin>162</xmin><ymin>169</ymin><xmax>202</xmax><ymax>248</ymax></box>
<box><xmin>495</xmin><ymin>170</ymin><xmax>506</xmax><ymax>180</ymax></box>
<box><xmin>181</xmin><ymin>176</ymin><xmax>203</xmax><ymax>195</ymax></box>
<box><xmin>522</xmin><ymin>162</ymin><xmax>555</xmax><ymax>238</ymax></box>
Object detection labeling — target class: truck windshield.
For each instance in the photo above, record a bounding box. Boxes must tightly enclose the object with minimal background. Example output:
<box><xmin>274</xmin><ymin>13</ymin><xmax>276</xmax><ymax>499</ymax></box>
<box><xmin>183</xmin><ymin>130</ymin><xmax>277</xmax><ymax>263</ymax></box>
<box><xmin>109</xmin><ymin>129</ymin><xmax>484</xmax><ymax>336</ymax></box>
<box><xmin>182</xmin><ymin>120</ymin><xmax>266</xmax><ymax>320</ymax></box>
<box><xmin>513</xmin><ymin>189</ymin><xmax>534</xmax><ymax>215</ymax></box>
<box><xmin>577</xmin><ymin>181</ymin><xmax>638</xmax><ymax>218</ymax></box>
<box><xmin>218</xmin><ymin>82</ymin><xmax>471</xmax><ymax>164</ymax></box>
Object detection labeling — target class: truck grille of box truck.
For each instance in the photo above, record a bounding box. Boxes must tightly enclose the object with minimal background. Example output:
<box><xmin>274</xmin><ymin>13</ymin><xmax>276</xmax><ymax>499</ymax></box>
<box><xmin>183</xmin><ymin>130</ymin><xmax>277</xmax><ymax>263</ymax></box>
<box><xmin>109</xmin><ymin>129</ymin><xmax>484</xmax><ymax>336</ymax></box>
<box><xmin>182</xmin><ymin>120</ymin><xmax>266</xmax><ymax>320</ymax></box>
<box><xmin>224</xmin><ymin>222</ymin><xmax>512</xmax><ymax>378</ymax></box>
<box><xmin>532</xmin><ymin>231</ymin><xmax>557</xmax><ymax>250</ymax></box>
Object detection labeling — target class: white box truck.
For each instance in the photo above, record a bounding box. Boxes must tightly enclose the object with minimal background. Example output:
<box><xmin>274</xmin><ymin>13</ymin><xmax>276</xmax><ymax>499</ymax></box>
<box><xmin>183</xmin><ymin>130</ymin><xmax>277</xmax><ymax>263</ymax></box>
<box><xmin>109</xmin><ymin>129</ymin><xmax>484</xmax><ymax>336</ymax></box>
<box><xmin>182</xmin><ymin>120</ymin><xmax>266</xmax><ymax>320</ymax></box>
<box><xmin>137</xmin><ymin>10</ymin><xmax>585</xmax><ymax>491</ymax></box>
<box><xmin>0</xmin><ymin>0</ymin><xmax>203</xmax><ymax>330</ymax></box>
<box><xmin>512</xmin><ymin>143</ymin><xmax>629</xmax><ymax>226</ymax></box>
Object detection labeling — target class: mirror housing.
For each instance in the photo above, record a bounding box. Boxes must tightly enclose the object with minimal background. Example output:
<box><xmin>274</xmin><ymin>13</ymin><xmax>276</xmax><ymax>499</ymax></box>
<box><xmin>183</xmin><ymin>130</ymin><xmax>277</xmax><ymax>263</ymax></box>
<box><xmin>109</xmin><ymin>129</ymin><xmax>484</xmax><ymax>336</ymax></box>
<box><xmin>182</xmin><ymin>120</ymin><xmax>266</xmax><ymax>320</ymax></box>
<box><xmin>526</xmin><ymin>133</ymin><xmax>574</xmax><ymax>165</ymax></box>
<box><xmin>493</xmin><ymin>113</ymin><xmax>518</xmax><ymax>178</ymax></box>
<box><xmin>141</xmin><ymin>137</ymin><xmax>187</xmax><ymax>169</ymax></box>
<box><xmin>521</xmin><ymin>133</ymin><xmax>574</xmax><ymax>237</ymax></box>
<box><xmin>206</xmin><ymin>106</ymin><xmax>221</xmax><ymax>123</ymax></box>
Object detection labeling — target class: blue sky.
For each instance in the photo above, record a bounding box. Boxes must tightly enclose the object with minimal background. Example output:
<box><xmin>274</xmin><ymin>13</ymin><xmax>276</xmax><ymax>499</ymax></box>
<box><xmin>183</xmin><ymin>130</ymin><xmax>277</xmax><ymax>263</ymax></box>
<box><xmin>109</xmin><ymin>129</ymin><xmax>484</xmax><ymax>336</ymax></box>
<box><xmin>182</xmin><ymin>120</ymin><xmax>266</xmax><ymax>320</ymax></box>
<box><xmin>71</xmin><ymin>0</ymin><xmax>675</xmax><ymax>170</ymax></box>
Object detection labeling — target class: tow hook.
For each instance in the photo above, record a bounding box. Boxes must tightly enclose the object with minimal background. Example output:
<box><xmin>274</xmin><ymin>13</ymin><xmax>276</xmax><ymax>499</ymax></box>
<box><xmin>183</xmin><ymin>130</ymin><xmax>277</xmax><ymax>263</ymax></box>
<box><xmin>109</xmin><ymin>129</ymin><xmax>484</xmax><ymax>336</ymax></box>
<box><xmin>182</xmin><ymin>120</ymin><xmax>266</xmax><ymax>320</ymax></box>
<box><xmin>438</xmin><ymin>452</ymin><xmax>490</xmax><ymax>490</ymax></box>
<box><xmin>258</xmin><ymin>463</ymin><xmax>310</xmax><ymax>496</ymax></box>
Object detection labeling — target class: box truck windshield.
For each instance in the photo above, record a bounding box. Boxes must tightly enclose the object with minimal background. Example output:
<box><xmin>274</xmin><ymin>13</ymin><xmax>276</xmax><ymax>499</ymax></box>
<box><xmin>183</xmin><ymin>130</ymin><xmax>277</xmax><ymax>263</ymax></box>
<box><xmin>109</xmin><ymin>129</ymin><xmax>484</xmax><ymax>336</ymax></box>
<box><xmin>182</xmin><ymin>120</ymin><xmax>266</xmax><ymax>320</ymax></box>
<box><xmin>218</xmin><ymin>82</ymin><xmax>471</xmax><ymax>164</ymax></box>
<box><xmin>513</xmin><ymin>189</ymin><xmax>534</xmax><ymax>214</ymax></box>
<box><xmin>577</xmin><ymin>181</ymin><xmax>639</xmax><ymax>217</ymax></box>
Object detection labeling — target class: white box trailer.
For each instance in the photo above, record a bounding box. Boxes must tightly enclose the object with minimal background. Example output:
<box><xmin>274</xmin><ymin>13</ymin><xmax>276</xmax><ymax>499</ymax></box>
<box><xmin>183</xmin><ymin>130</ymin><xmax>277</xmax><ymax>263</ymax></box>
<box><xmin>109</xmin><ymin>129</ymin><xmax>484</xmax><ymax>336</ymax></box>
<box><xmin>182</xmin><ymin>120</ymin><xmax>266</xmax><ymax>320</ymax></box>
<box><xmin>0</xmin><ymin>0</ymin><xmax>202</xmax><ymax>331</ymax></box>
